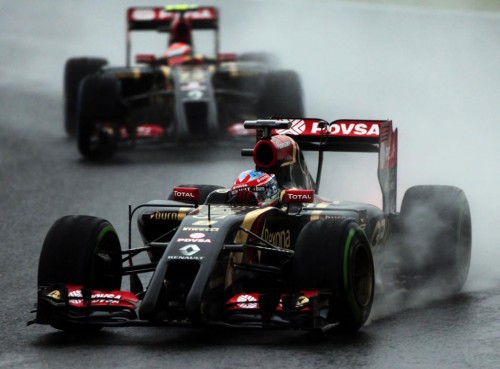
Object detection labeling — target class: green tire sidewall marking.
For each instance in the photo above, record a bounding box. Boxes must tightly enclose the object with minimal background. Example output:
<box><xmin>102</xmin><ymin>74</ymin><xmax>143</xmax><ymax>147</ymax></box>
<box><xmin>343</xmin><ymin>226</ymin><xmax>370</xmax><ymax>317</ymax></box>
<box><xmin>89</xmin><ymin>224</ymin><xmax>116</xmax><ymax>286</ymax></box>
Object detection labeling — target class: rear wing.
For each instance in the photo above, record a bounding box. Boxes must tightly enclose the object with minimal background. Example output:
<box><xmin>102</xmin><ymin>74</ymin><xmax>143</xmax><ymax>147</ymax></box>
<box><xmin>244</xmin><ymin>119</ymin><xmax>398</xmax><ymax>214</ymax></box>
<box><xmin>126</xmin><ymin>6</ymin><xmax>219</xmax><ymax>66</ymax></box>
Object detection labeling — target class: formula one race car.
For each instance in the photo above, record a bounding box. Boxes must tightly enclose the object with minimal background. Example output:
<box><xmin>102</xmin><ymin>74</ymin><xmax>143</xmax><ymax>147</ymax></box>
<box><xmin>64</xmin><ymin>5</ymin><xmax>304</xmax><ymax>159</ymax></box>
<box><xmin>30</xmin><ymin>118</ymin><xmax>471</xmax><ymax>333</ymax></box>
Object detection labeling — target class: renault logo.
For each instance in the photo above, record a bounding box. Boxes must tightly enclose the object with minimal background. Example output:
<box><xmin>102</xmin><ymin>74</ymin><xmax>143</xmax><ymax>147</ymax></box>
<box><xmin>179</xmin><ymin>244</ymin><xmax>200</xmax><ymax>256</ymax></box>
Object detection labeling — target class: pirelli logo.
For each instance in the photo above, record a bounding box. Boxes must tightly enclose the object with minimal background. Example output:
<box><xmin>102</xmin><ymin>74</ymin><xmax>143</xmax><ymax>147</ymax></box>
<box><xmin>182</xmin><ymin>227</ymin><xmax>219</xmax><ymax>232</ymax></box>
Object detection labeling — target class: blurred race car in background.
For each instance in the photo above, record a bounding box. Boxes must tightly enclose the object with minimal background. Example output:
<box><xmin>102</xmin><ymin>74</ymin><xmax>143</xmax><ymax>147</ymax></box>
<box><xmin>30</xmin><ymin>118</ymin><xmax>472</xmax><ymax>333</ymax></box>
<box><xmin>64</xmin><ymin>5</ymin><xmax>304</xmax><ymax>159</ymax></box>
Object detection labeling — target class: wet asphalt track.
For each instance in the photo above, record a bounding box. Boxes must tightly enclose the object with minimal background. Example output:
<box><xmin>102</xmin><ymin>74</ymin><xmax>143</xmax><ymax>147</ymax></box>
<box><xmin>1</xmin><ymin>1</ymin><xmax>500</xmax><ymax>368</ymax></box>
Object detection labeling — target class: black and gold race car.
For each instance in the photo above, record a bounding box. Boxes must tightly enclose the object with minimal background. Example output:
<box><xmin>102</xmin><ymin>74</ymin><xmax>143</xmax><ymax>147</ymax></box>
<box><xmin>30</xmin><ymin>119</ymin><xmax>471</xmax><ymax>333</ymax></box>
<box><xmin>64</xmin><ymin>5</ymin><xmax>303</xmax><ymax>159</ymax></box>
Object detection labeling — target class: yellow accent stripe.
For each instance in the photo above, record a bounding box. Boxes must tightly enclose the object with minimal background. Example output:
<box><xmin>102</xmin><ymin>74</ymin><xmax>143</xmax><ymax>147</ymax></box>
<box><xmin>233</xmin><ymin>207</ymin><xmax>271</xmax><ymax>244</ymax></box>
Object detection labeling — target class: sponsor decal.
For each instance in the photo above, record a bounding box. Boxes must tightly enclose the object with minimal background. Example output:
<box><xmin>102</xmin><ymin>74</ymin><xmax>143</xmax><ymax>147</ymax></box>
<box><xmin>64</xmin><ymin>286</ymin><xmax>138</xmax><ymax>308</ymax></box>
<box><xmin>284</xmin><ymin>190</ymin><xmax>314</xmax><ymax>203</ymax></box>
<box><xmin>182</xmin><ymin>227</ymin><xmax>219</xmax><ymax>232</ymax></box>
<box><xmin>371</xmin><ymin>219</ymin><xmax>387</xmax><ymax>247</ymax></box>
<box><xmin>261</xmin><ymin>227</ymin><xmax>291</xmax><ymax>249</ymax></box>
<box><xmin>311</xmin><ymin>122</ymin><xmax>380</xmax><ymax>136</ymax></box>
<box><xmin>236</xmin><ymin>294</ymin><xmax>258</xmax><ymax>309</ymax></box>
<box><xmin>131</xmin><ymin>9</ymin><xmax>156</xmax><ymax>21</ymax></box>
<box><xmin>173</xmin><ymin>187</ymin><xmax>199</xmax><ymax>202</ymax></box>
<box><xmin>168</xmin><ymin>255</ymin><xmax>204</xmax><ymax>260</ymax></box>
<box><xmin>131</xmin><ymin>8</ymin><xmax>215</xmax><ymax>22</ymax></box>
<box><xmin>276</xmin><ymin>140</ymin><xmax>292</xmax><ymax>150</ymax></box>
<box><xmin>296</xmin><ymin>296</ymin><xmax>310</xmax><ymax>307</ymax></box>
<box><xmin>275</xmin><ymin>119</ymin><xmax>306</xmax><ymax>135</ymax></box>
<box><xmin>189</xmin><ymin>233</ymin><xmax>205</xmax><ymax>239</ymax></box>
<box><xmin>179</xmin><ymin>244</ymin><xmax>200</xmax><ymax>256</ymax></box>
<box><xmin>48</xmin><ymin>290</ymin><xmax>61</xmax><ymax>300</ymax></box>
<box><xmin>177</xmin><ymin>239</ymin><xmax>211</xmax><ymax>243</ymax></box>
<box><xmin>150</xmin><ymin>211</ymin><xmax>179</xmax><ymax>221</ymax></box>
<box><xmin>187</xmin><ymin>90</ymin><xmax>203</xmax><ymax>100</ymax></box>
<box><xmin>193</xmin><ymin>220</ymin><xmax>218</xmax><ymax>226</ymax></box>
<box><xmin>136</xmin><ymin>125</ymin><xmax>164</xmax><ymax>138</ymax></box>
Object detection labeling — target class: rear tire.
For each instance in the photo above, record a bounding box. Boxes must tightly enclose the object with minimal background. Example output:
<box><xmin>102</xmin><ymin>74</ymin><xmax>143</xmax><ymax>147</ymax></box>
<box><xmin>257</xmin><ymin>70</ymin><xmax>304</xmax><ymax>118</ymax></box>
<box><xmin>77</xmin><ymin>75</ymin><xmax>122</xmax><ymax>160</ymax></box>
<box><xmin>397</xmin><ymin>185</ymin><xmax>472</xmax><ymax>294</ymax></box>
<box><xmin>293</xmin><ymin>219</ymin><xmax>374</xmax><ymax>332</ymax></box>
<box><xmin>64</xmin><ymin>57</ymin><xmax>108</xmax><ymax>137</ymax></box>
<box><xmin>38</xmin><ymin>215</ymin><xmax>122</xmax><ymax>332</ymax></box>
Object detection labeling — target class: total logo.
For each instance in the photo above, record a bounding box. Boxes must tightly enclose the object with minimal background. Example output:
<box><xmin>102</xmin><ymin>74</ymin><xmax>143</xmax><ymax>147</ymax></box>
<box><xmin>285</xmin><ymin>190</ymin><xmax>315</xmax><ymax>203</ymax></box>
<box><xmin>174</xmin><ymin>190</ymin><xmax>196</xmax><ymax>199</ymax></box>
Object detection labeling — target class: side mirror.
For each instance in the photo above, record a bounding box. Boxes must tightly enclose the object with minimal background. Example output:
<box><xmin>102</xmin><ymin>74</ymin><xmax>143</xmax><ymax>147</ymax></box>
<box><xmin>284</xmin><ymin>190</ymin><xmax>314</xmax><ymax>204</ymax></box>
<box><xmin>284</xmin><ymin>189</ymin><xmax>314</xmax><ymax>215</ymax></box>
<box><xmin>172</xmin><ymin>187</ymin><xmax>200</xmax><ymax>206</ymax></box>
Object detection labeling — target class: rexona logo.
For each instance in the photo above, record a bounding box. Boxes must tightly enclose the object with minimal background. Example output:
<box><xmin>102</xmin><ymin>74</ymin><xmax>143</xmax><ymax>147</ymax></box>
<box><xmin>172</xmin><ymin>187</ymin><xmax>199</xmax><ymax>202</ymax></box>
<box><xmin>284</xmin><ymin>190</ymin><xmax>314</xmax><ymax>203</ymax></box>
<box><xmin>311</xmin><ymin>122</ymin><xmax>380</xmax><ymax>137</ymax></box>
<box><xmin>262</xmin><ymin>228</ymin><xmax>291</xmax><ymax>249</ymax></box>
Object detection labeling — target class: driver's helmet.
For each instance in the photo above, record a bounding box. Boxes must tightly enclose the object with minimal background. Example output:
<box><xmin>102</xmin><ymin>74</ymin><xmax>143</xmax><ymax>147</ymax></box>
<box><xmin>231</xmin><ymin>170</ymin><xmax>280</xmax><ymax>207</ymax></box>
<box><xmin>165</xmin><ymin>42</ymin><xmax>192</xmax><ymax>66</ymax></box>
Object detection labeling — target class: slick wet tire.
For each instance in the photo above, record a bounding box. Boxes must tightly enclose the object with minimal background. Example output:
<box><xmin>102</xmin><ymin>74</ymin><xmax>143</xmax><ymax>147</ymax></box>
<box><xmin>38</xmin><ymin>215</ymin><xmax>122</xmax><ymax>332</ymax></box>
<box><xmin>64</xmin><ymin>57</ymin><xmax>108</xmax><ymax>137</ymax></box>
<box><xmin>168</xmin><ymin>184</ymin><xmax>226</xmax><ymax>204</ymax></box>
<box><xmin>77</xmin><ymin>75</ymin><xmax>122</xmax><ymax>160</ymax></box>
<box><xmin>257</xmin><ymin>70</ymin><xmax>304</xmax><ymax>118</ymax></box>
<box><xmin>293</xmin><ymin>219</ymin><xmax>374</xmax><ymax>332</ymax></box>
<box><xmin>398</xmin><ymin>185</ymin><xmax>472</xmax><ymax>294</ymax></box>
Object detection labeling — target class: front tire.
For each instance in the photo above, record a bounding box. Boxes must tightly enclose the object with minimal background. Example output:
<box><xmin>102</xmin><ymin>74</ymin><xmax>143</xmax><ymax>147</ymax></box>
<box><xmin>293</xmin><ymin>219</ymin><xmax>374</xmax><ymax>332</ymax></box>
<box><xmin>38</xmin><ymin>215</ymin><xmax>122</xmax><ymax>331</ymax></box>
